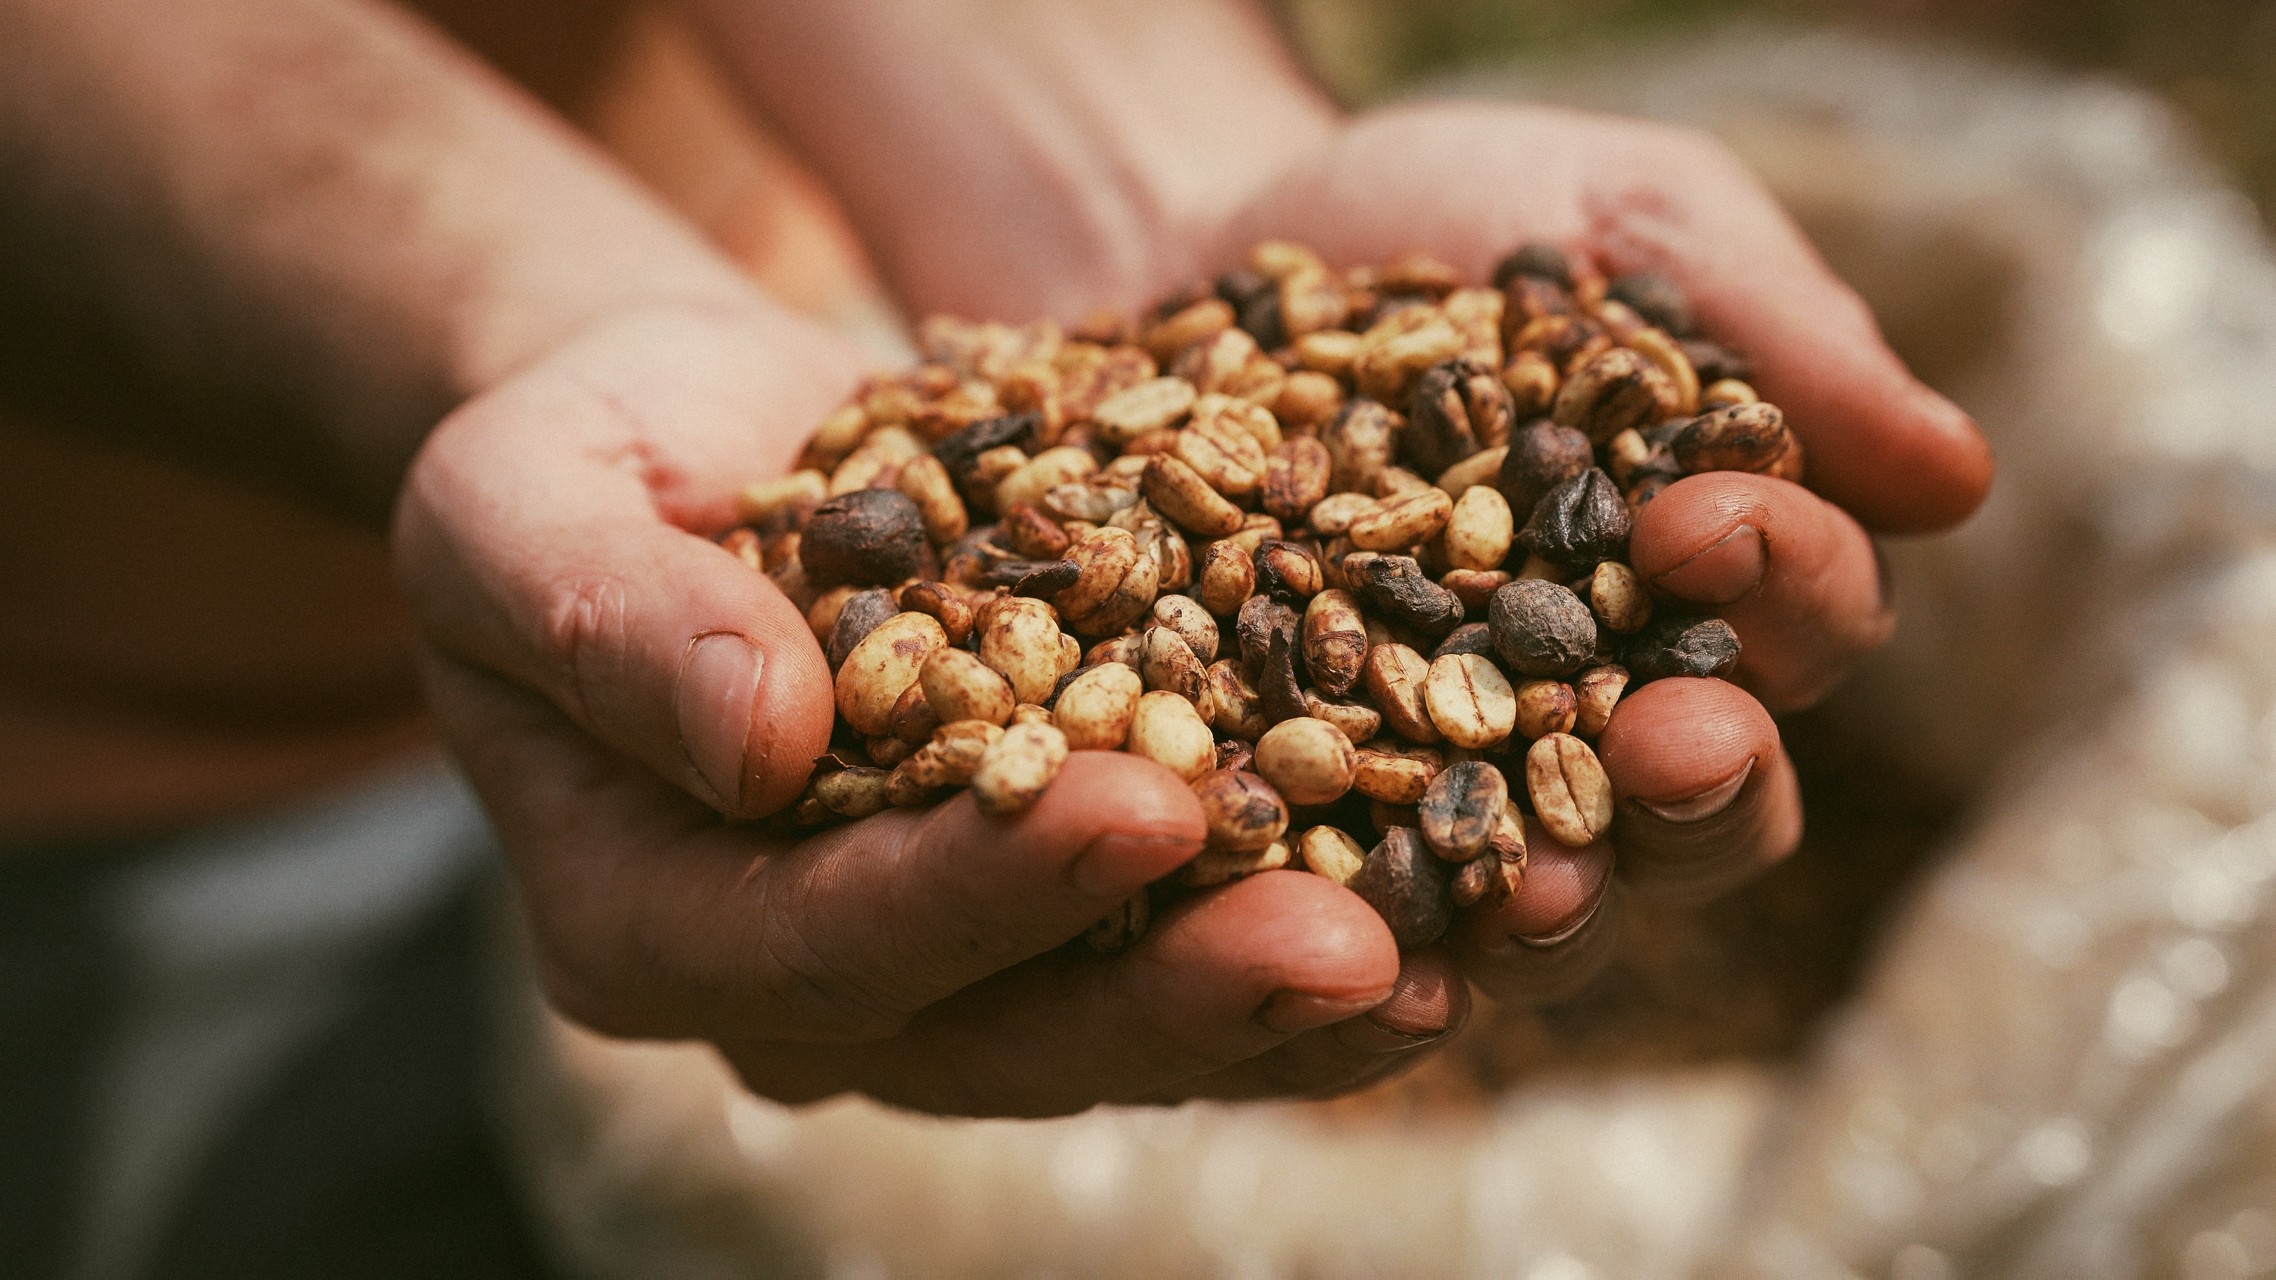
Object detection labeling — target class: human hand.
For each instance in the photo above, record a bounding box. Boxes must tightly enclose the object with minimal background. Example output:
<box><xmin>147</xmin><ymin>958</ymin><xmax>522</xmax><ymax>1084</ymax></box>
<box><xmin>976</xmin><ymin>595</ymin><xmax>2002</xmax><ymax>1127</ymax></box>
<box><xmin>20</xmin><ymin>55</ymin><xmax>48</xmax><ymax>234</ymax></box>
<box><xmin>1192</xmin><ymin>101</ymin><xmax>1993</xmax><ymax>1010</ymax></box>
<box><xmin>394</xmin><ymin>304</ymin><xmax>1436</xmax><ymax>1116</ymax></box>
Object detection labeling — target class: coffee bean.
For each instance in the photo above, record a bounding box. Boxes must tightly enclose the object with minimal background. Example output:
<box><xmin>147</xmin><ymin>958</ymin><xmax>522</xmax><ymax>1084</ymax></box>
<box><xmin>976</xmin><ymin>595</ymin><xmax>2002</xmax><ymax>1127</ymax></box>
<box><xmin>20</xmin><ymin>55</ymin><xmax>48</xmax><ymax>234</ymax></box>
<box><xmin>1204</xmin><ymin>659</ymin><xmax>1271</xmax><ymax>741</ymax></box>
<box><xmin>1672</xmin><ymin>402</ymin><xmax>1793</xmax><ymax>476</ymax></box>
<box><xmin>1419</xmin><ymin>760</ymin><xmax>1509</xmax><ymax>861</ymax></box>
<box><xmin>1424</xmin><ymin>653</ymin><xmax>1518</xmax><ymax>749</ymax></box>
<box><xmin>1296</xmin><ymin>825</ymin><xmax>1367</xmax><ymax>887</ymax></box>
<box><xmin>1299</xmin><ymin>690</ymin><xmax>1381</xmax><ymax>746</ymax></box>
<box><xmin>1179</xmin><ymin>840</ymin><xmax>1293</xmax><ymax>888</ymax></box>
<box><xmin>1254</xmin><ymin>540</ymin><xmax>1324</xmax><ymax>602</ymax></box>
<box><xmin>1349</xmin><ymin>827</ymin><xmax>1455</xmax><ymax>949</ymax></box>
<box><xmin>1262</xmin><ymin>435</ymin><xmax>1333</xmax><ymax>523</ymax></box>
<box><xmin>1429</xmin><ymin>622</ymin><xmax>1496</xmax><ymax>662</ymax></box>
<box><xmin>1140</xmin><ymin>453</ymin><xmax>1243</xmax><ymax>539</ymax></box>
<box><xmin>1344</xmin><ymin>552</ymin><xmax>1464</xmax><ymax>637</ymax></box>
<box><xmin>1512</xmin><ymin>678</ymin><xmax>1579</xmax><ymax>740</ymax></box>
<box><xmin>972</xmin><ymin>720</ymin><xmax>1070</xmax><ymax>816</ymax></box>
<box><xmin>1352</xmin><ymin>740</ymin><xmax>1441</xmax><ymax>804</ymax></box>
<box><xmin>1587</xmin><ymin>560</ymin><xmax>1652</xmax><ymax>634</ymax></box>
<box><xmin>801</xmin><ymin>489</ymin><xmax>930</xmax><ymax>588</ymax></box>
<box><xmin>1301</xmin><ymin>589</ymin><xmax>1369</xmax><ymax>697</ymax></box>
<box><xmin>1150</xmin><ymin>593</ymin><xmax>1220</xmax><ymax>664</ymax></box>
<box><xmin>1361</xmin><ymin>642</ymin><xmax>1440</xmax><ymax>745</ymax></box>
<box><xmin>1254</xmin><ymin>717</ymin><xmax>1358</xmax><ymax>807</ymax></box>
<box><xmin>1406</xmin><ymin>358</ymin><xmax>1510</xmax><ymax>478</ymax></box>
<box><xmin>1092</xmin><ymin>376</ymin><xmax>1197</xmax><ymax>445</ymax></box>
<box><xmin>1625</xmin><ymin>612</ymin><xmax>1742</xmax><ymax>683</ymax></box>
<box><xmin>1489</xmin><ymin>578</ymin><xmax>1597</xmax><ymax>678</ymax></box>
<box><xmin>1492</xmin><ymin>242</ymin><xmax>1573</xmax><ymax>291</ymax></box>
<box><xmin>825</xmin><ymin>588</ymin><xmax>900</xmax><ymax>670</ymax></box>
<box><xmin>1521</xmin><ymin>468</ymin><xmax>1631</xmax><ymax>569</ymax></box>
<box><xmin>1607</xmin><ymin>271</ymin><xmax>1696</xmax><ymax>337</ymax></box>
<box><xmin>1572</xmin><ymin>664</ymin><xmax>1630</xmax><ymax>738</ymax></box>
<box><xmin>1498</xmin><ymin>419</ymin><xmax>1593</xmax><ymax>518</ymax></box>
<box><xmin>1349</xmin><ymin>486</ymin><xmax>1454</xmax><ymax>553</ymax></box>
<box><xmin>1193</xmin><ymin>768</ymin><xmax>1291</xmax><ymax>853</ymax></box>
<box><xmin>1525</xmin><ymin>732</ymin><xmax>1614</xmax><ymax>847</ymax></box>
<box><xmin>1442</xmin><ymin>485</ymin><xmax>1514</xmax><ymax>571</ymax></box>
<box><xmin>1196</xmin><ymin>539</ymin><xmax>1257</xmax><ymax>617</ymax></box>
<box><xmin>1450</xmin><ymin>804</ymin><xmax>1527</xmax><ymax>907</ymax></box>
<box><xmin>1320</xmin><ymin>399</ymin><xmax>1400</xmax><ymax>494</ymax></box>
<box><xmin>1127</xmin><ymin>690</ymin><xmax>1216</xmax><ymax>782</ymax></box>
<box><xmin>1551</xmin><ymin>347</ymin><xmax>1671</xmax><ymax>445</ymax></box>
<box><xmin>835</xmin><ymin>612</ymin><xmax>949</xmax><ymax>737</ymax></box>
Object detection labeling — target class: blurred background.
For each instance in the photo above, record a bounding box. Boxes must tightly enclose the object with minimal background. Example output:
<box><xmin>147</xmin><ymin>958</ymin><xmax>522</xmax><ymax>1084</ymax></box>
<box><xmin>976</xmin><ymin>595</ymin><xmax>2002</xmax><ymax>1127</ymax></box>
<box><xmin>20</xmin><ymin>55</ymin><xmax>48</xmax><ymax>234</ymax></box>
<box><xmin>1282</xmin><ymin>0</ymin><xmax>2276</xmax><ymax>221</ymax></box>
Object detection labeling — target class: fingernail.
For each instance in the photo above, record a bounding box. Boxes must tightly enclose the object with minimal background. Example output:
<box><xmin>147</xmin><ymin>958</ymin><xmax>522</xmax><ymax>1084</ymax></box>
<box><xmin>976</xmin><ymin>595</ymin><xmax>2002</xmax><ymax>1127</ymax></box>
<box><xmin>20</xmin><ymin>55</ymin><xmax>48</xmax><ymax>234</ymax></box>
<box><xmin>1068</xmin><ymin>832</ymin><xmax>1202</xmax><ymax>898</ymax></box>
<box><xmin>1649</xmin><ymin>523</ymin><xmax>1766</xmax><ymax>606</ymax></box>
<box><xmin>1331</xmin><ymin>962</ymin><xmax>1456</xmax><ymax>1052</ymax></box>
<box><xmin>1513</xmin><ymin>893</ymin><xmax>1602</xmax><ymax>949</ymax></box>
<box><xmin>1635</xmin><ymin>758</ymin><xmax>1754</xmax><ymax>824</ymax></box>
<box><xmin>1332</xmin><ymin>1017</ymin><xmax>1445</xmax><ymax>1055</ymax></box>
<box><xmin>1254</xmin><ymin>989</ymin><xmax>1377</xmax><ymax>1036</ymax></box>
<box><xmin>675</xmin><ymin>633</ymin><xmax>760</xmax><ymax>811</ymax></box>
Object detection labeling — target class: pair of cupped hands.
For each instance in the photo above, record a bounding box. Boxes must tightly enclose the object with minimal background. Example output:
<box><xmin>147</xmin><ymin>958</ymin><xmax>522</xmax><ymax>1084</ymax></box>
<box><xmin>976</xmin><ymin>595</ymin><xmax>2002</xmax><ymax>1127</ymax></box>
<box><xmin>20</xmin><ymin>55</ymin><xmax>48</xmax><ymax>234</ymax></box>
<box><xmin>393</xmin><ymin>103</ymin><xmax>1992</xmax><ymax>1116</ymax></box>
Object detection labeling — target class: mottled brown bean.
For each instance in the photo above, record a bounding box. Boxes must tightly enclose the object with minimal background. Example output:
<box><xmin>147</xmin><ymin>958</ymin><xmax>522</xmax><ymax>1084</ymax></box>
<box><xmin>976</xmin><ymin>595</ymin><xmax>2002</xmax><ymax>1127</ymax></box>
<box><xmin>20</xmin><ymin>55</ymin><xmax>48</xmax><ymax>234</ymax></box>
<box><xmin>1253</xmin><ymin>717</ymin><xmax>1358</xmax><ymax>807</ymax></box>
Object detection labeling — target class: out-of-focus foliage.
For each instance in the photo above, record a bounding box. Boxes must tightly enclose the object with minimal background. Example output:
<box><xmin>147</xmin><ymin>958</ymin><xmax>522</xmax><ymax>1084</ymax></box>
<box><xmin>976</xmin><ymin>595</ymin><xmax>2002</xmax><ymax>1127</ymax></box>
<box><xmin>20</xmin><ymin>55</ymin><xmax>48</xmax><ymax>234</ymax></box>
<box><xmin>1283</xmin><ymin>0</ymin><xmax>2276</xmax><ymax>221</ymax></box>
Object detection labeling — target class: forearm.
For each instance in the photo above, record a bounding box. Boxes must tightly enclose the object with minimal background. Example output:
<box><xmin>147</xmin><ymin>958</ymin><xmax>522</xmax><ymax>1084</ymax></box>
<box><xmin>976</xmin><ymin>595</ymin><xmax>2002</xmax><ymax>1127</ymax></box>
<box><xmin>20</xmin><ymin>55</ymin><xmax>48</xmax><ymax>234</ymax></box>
<box><xmin>0</xmin><ymin>0</ymin><xmax>766</xmax><ymax>517</ymax></box>
<box><xmin>687</xmin><ymin>0</ymin><xmax>1339</xmax><ymax>321</ymax></box>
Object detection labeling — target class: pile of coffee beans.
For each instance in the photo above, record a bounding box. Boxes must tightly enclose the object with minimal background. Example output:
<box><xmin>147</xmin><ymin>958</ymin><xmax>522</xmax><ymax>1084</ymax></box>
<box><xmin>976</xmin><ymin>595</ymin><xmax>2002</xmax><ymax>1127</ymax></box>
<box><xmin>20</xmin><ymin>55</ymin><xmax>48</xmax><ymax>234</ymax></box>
<box><xmin>725</xmin><ymin>241</ymin><xmax>1794</xmax><ymax>952</ymax></box>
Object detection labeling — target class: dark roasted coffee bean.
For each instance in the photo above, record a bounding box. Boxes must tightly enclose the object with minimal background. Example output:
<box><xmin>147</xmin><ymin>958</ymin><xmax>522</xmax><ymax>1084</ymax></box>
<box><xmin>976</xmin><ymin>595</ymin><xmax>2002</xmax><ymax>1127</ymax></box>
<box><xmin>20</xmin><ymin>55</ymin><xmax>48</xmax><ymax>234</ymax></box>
<box><xmin>1607</xmin><ymin>271</ymin><xmax>1696</xmax><ymax>337</ymax></box>
<box><xmin>1010</xmin><ymin>559</ymin><xmax>1082</xmax><ymax>597</ymax></box>
<box><xmin>1405</xmin><ymin>358</ymin><xmax>1511</xmax><ymax>478</ymax></box>
<box><xmin>1492</xmin><ymin>242</ymin><xmax>1573</xmax><ymax>290</ymax></box>
<box><xmin>800</xmin><ymin>489</ymin><xmax>930</xmax><ymax>588</ymax></box>
<box><xmin>1236</xmin><ymin>595</ymin><xmax>1300</xmax><ymax>679</ymax></box>
<box><xmin>1522</xmin><ymin>468</ymin><xmax>1631</xmax><ymax>569</ymax></box>
<box><xmin>1498</xmin><ymin>419</ymin><xmax>1594</xmax><ymax>518</ymax></box>
<box><xmin>933</xmin><ymin>412</ymin><xmax>1038</xmax><ymax>502</ymax></box>
<box><xmin>1489</xmin><ymin>578</ymin><xmax>1598</xmax><ymax>678</ymax></box>
<box><xmin>1349</xmin><ymin>827</ymin><xmax>1455</xmax><ymax>950</ymax></box>
<box><xmin>1625</xmin><ymin>612</ymin><xmax>1742</xmax><ymax>683</ymax></box>
<box><xmin>1431</xmin><ymin>621</ymin><xmax>1496</xmax><ymax>661</ymax></box>
<box><xmin>1679</xmin><ymin>338</ymin><xmax>1752</xmax><ymax>385</ymax></box>
<box><xmin>825</xmin><ymin>588</ymin><xmax>899</xmax><ymax>670</ymax></box>
<box><xmin>1344</xmin><ymin>552</ymin><xmax>1465</xmax><ymax>637</ymax></box>
<box><xmin>1260</xmin><ymin>628</ymin><xmax>1309</xmax><ymax>724</ymax></box>
<box><xmin>1419</xmin><ymin>760</ymin><xmax>1509</xmax><ymax>861</ymax></box>
<box><xmin>1216</xmin><ymin>268</ymin><xmax>1288</xmax><ymax>350</ymax></box>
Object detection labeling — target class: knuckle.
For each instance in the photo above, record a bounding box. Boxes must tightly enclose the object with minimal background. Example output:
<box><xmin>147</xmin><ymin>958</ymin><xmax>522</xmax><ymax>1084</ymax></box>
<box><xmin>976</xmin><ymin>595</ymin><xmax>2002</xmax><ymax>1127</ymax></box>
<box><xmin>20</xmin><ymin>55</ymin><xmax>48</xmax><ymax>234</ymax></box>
<box><xmin>539</xmin><ymin>572</ymin><xmax>631</xmax><ymax>724</ymax></box>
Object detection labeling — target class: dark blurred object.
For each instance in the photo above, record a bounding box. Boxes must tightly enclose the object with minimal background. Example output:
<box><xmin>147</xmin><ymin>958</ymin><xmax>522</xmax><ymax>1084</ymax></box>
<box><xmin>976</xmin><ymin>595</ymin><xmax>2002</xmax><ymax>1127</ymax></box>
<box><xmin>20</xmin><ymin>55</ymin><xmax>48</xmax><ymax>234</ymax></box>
<box><xmin>1283</xmin><ymin>0</ymin><xmax>2276</xmax><ymax>225</ymax></box>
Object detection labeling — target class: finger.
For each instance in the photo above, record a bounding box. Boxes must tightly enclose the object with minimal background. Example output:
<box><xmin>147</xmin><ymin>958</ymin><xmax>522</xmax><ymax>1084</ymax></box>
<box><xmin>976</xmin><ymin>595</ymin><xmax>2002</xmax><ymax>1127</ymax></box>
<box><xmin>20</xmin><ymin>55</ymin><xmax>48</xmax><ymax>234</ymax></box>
<box><xmin>394</xmin><ymin>311</ymin><xmax>859</xmax><ymax>817</ymax></box>
<box><xmin>1229</xmin><ymin>102</ymin><xmax>1993</xmax><ymax>534</ymax></box>
<box><xmin>1595</xmin><ymin>677</ymin><xmax>1802</xmax><ymax>903</ymax></box>
<box><xmin>1149</xmin><ymin>948</ymin><xmax>1470</xmax><ymax>1102</ymax></box>
<box><xmin>427</xmin><ymin>656</ymin><xmax>1216</xmax><ymax>1042</ymax></box>
<box><xmin>1452</xmin><ymin>822</ymin><xmax>1623</xmax><ymax>1006</ymax></box>
<box><xmin>1629</xmin><ymin>471</ymin><xmax>1892</xmax><ymax>711</ymax></box>
<box><xmin>1576</xmin><ymin>127</ymin><xmax>1995</xmax><ymax>534</ymax></box>
<box><xmin>725</xmin><ymin>870</ymin><xmax>1403</xmax><ymax>1117</ymax></box>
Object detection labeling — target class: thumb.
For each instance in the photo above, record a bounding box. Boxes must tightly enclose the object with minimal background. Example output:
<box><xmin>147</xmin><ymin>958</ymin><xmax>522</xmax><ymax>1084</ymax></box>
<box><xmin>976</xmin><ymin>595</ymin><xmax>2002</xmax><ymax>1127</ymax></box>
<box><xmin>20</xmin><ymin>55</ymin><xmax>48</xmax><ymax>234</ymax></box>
<box><xmin>394</xmin><ymin>316</ymin><xmax>843</xmax><ymax>817</ymax></box>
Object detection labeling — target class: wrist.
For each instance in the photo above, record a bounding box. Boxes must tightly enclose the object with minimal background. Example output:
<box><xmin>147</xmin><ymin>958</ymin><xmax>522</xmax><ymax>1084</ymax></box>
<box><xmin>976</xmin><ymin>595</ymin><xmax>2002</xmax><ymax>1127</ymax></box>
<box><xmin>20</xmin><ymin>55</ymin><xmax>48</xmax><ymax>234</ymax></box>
<box><xmin>692</xmin><ymin>0</ymin><xmax>1341</xmax><ymax>322</ymax></box>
